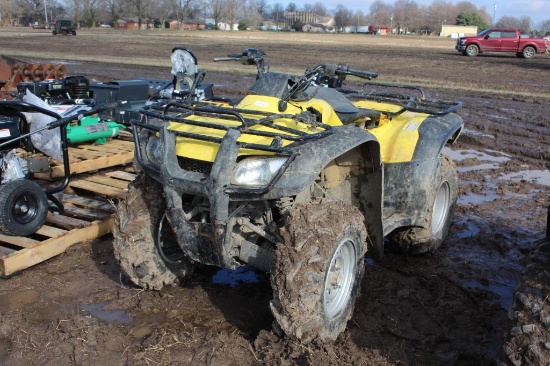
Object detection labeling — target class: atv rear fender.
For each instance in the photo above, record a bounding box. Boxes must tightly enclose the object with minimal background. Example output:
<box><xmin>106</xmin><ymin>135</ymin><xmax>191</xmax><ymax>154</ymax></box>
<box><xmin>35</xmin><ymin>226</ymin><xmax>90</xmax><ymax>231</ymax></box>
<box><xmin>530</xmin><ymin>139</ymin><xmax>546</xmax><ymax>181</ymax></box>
<box><xmin>412</xmin><ymin>112</ymin><xmax>463</xmax><ymax>160</ymax></box>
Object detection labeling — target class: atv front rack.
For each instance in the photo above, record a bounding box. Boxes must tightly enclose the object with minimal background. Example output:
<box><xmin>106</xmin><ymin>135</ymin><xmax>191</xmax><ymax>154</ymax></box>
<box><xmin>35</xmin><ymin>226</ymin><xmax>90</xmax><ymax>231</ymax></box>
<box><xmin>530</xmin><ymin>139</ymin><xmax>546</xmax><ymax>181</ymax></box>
<box><xmin>340</xmin><ymin>82</ymin><xmax>462</xmax><ymax>117</ymax></box>
<box><xmin>135</xmin><ymin>101</ymin><xmax>334</xmax><ymax>155</ymax></box>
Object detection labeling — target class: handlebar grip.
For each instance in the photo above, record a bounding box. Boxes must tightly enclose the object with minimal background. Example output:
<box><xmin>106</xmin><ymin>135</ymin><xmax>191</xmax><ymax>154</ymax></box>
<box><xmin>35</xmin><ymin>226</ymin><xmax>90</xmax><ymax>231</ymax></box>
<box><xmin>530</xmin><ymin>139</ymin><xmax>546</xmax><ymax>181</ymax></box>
<box><xmin>334</xmin><ymin>66</ymin><xmax>378</xmax><ymax>80</ymax></box>
<box><xmin>348</xmin><ymin>68</ymin><xmax>379</xmax><ymax>80</ymax></box>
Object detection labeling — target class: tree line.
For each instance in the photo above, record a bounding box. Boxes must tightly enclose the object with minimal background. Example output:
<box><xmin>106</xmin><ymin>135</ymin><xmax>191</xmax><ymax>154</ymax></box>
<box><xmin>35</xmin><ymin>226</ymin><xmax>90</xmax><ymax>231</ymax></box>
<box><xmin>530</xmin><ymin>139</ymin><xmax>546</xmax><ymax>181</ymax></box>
<box><xmin>1</xmin><ymin>0</ymin><xmax>549</xmax><ymax>34</ymax></box>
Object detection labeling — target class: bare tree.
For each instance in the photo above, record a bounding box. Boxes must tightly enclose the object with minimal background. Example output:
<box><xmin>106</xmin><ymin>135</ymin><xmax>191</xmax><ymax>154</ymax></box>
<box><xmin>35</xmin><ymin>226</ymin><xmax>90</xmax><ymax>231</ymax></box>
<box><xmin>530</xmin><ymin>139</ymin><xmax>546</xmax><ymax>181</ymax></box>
<box><xmin>456</xmin><ymin>1</ymin><xmax>491</xmax><ymax>25</ymax></box>
<box><xmin>149</xmin><ymin>0</ymin><xmax>172</xmax><ymax>29</ymax></box>
<box><xmin>426</xmin><ymin>0</ymin><xmax>457</xmax><ymax>34</ymax></box>
<box><xmin>368</xmin><ymin>0</ymin><xmax>392</xmax><ymax>26</ymax></box>
<box><xmin>539</xmin><ymin>19</ymin><xmax>550</xmax><ymax>34</ymax></box>
<box><xmin>242</xmin><ymin>0</ymin><xmax>263</xmax><ymax>28</ymax></box>
<box><xmin>125</xmin><ymin>0</ymin><xmax>153</xmax><ymax>28</ymax></box>
<box><xmin>333</xmin><ymin>4</ymin><xmax>352</xmax><ymax>31</ymax></box>
<box><xmin>255</xmin><ymin>0</ymin><xmax>269</xmax><ymax>19</ymax></box>
<box><xmin>0</xmin><ymin>0</ymin><xmax>26</xmax><ymax>26</ymax></box>
<box><xmin>271</xmin><ymin>2</ymin><xmax>283</xmax><ymax>29</ymax></box>
<box><xmin>393</xmin><ymin>0</ymin><xmax>420</xmax><ymax>33</ymax></box>
<box><xmin>81</xmin><ymin>0</ymin><xmax>102</xmax><ymax>27</ymax></box>
<box><xmin>221</xmin><ymin>0</ymin><xmax>242</xmax><ymax>30</ymax></box>
<box><xmin>208</xmin><ymin>0</ymin><xmax>223</xmax><ymax>27</ymax></box>
<box><xmin>103</xmin><ymin>0</ymin><xmax>122</xmax><ymax>25</ymax></box>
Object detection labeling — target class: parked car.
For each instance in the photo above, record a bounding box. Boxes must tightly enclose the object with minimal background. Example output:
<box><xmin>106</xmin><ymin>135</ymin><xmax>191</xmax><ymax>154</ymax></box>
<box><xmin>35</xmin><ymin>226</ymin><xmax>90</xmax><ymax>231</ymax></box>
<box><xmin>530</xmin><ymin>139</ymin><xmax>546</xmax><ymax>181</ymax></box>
<box><xmin>456</xmin><ymin>28</ymin><xmax>548</xmax><ymax>58</ymax></box>
<box><xmin>51</xmin><ymin>19</ymin><xmax>77</xmax><ymax>35</ymax></box>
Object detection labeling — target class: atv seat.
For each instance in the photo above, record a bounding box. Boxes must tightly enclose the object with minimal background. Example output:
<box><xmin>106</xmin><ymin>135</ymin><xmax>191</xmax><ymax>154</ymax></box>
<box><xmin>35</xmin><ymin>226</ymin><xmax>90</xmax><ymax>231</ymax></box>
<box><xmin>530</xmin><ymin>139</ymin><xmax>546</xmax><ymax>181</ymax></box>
<box><xmin>307</xmin><ymin>87</ymin><xmax>380</xmax><ymax>124</ymax></box>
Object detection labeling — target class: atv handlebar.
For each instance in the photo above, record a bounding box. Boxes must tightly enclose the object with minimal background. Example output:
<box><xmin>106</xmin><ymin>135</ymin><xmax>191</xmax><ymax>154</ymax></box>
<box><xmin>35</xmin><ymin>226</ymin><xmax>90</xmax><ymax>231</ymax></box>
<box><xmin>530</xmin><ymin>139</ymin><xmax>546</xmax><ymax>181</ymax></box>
<box><xmin>325</xmin><ymin>64</ymin><xmax>379</xmax><ymax>80</ymax></box>
<box><xmin>214</xmin><ymin>49</ymin><xmax>269</xmax><ymax>77</ymax></box>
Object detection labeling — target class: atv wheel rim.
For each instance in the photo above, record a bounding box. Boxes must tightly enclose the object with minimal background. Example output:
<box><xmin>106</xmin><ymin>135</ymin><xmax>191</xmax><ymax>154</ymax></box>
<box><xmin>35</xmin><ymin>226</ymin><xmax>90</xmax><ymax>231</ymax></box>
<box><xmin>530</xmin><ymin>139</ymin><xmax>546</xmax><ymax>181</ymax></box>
<box><xmin>12</xmin><ymin>193</ymin><xmax>38</xmax><ymax>224</ymax></box>
<box><xmin>156</xmin><ymin>212</ymin><xmax>186</xmax><ymax>264</ymax></box>
<box><xmin>431</xmin><ymin>181</ymin><xmax>450</xmax><ymax>235</ymax></box>
<box><xmin>324</xmin><ymin>238</ymin><xmax>356</xmax><ymax>319</ymax></box>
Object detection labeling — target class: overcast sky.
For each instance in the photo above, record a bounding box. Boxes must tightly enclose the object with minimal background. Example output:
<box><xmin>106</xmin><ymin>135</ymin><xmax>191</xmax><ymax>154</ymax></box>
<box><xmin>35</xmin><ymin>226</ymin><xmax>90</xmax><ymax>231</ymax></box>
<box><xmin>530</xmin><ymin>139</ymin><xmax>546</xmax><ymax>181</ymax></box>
<box><xmin>273</xmin><ymin>0</ymin><xmax>550</xmax><ymax>26</ymax></box>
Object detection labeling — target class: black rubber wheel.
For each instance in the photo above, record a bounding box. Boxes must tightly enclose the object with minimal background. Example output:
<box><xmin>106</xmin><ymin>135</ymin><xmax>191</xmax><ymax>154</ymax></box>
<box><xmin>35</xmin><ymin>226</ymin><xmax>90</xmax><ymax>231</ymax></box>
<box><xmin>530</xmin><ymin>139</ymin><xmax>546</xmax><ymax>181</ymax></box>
<box><xmin>0</xmin><ymin>180</ymin><xmax>49</xmax><ymax>237</ymax></box>
<box><xmin>522</xmin><ymin>46</ymin><xmax>535</xmax><ymax>59</ymax></box>
<box><xmin>72</xmin><ymin>31</ymin><xmax>76</xmax><ymax>35</ymax></box>
<box><xmin>390</xmin><ymin>155</ymin><xmax>458</xmax><ymax>255</ymax></box>
<box><xmin>52</xmin><ymin>30</ymin><xmax>57</xmax><ymax>35</ymax></box>
<box><xmin>270</xmin><ymin>202</ymin><xmax>367</xmax><ymax>343</ymax></box>
<box><xmin>465</xmin><ymin>44</ymin><xmax>479</xmax><ymax>57</ymax></box>
<box><xmin>113</xmin><ymin>174</ymin><xmax>195</xmax><ymax>290</ymax></box>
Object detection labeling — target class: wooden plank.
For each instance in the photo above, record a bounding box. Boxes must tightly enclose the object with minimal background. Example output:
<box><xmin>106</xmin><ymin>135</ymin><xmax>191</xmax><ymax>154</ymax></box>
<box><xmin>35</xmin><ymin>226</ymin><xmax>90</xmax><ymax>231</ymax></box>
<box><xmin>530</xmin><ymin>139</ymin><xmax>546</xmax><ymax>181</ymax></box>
<box><xmin>0</xmin><ymin>234</ymin><xmax>39</xmax><ymax>248</ymax></box>
<box><xmin>85</xmin><ymin>176</ymin><xmax>130</xmax><ymax>190</ymax></box>
<box><xmin>81</xmin><ymin>144</ymin><xmax>131</xmax><ymax>154</ymax></box>
<box><xmin>105</xmin><ymin>139</ymin><xmax>134</xmax><ymax>147</ymax></box>
<box><xmin>34</xmin><ymin>150</ymin><xmax>133</xmax><ymax>179</ymax></box>
<box><xmin>35</xmin><ymin>225</ymin><xmax>68</xmax><ymax>238</ymax></box>
<box><xmin>0</xmin><ymin>218</ymin><xmax>113</xmax><ymax>277</ymax></box>
<box><xmin>105</xmin><ymin>171</ymin><xmax>136</xmax><ymax>182</ymax></box>
<box><xmin>67</xmin><ymin>149</ymin><xmax>105</xmax><ymax>160</ymax></box>
<box><xmin>55</xmin><ymin>193</ymin><xmax>115</xmax><ymax>212</ymax></box>
<box><xmin>69</xmin><ymin>179</ymin><xmax>126</xmax><ymax>197</ymax></box>
<box><xmin>0</xmin><ymin>246</ymin><xmax>16</xmax><ymax>257</ymax></box>
<box><xmin>62</xmin><ymin>205</ymin><xmax>110</xmax><ymax>221</ymax></box>
<box><xmin>46</xmin><ymin>213</ymin><xmax>89</xmax><ymax>230</ymax></box>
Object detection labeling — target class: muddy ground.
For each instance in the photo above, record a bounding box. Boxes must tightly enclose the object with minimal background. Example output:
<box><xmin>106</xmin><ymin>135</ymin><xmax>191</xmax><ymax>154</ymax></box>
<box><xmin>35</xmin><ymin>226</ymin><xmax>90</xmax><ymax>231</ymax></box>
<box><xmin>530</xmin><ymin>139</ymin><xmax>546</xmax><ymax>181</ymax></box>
<box><xmin>0</xmin><ymin>29</ymin><xmax>549</xmax><ymax>365</ymax></box>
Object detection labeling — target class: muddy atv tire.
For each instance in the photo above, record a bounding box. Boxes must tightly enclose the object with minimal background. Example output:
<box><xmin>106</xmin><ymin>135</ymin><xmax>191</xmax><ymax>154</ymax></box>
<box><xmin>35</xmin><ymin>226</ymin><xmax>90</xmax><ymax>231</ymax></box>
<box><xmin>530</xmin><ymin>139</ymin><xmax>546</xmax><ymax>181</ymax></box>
<box><xmin>270</xmin><ymin>202</ymin><xmax>367</xmax><ymax>343</ymax></box>
<box><xmin>0</xmin><ymin>180</ymin><xmax>49</xmax><ymax>237</ymax></box>
<box><xmin>113</xmin><ymin>174</ymin><xmax>195</xmax><ymax>290</ymax></box>
<box><xmin>390</xmin><ymin>155</ymin><xmax>458</xmax><ymax>255</ymax></box>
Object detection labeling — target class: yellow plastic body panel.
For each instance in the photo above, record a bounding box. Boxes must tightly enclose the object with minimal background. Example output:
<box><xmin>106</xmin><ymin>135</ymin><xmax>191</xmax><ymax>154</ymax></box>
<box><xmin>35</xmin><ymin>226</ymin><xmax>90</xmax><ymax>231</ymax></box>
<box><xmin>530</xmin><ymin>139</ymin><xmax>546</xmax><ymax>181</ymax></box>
<box><xmin>167</xmin><ymin>95</ymin><xmax>343</xmax><ymax>162</ymax></box>
<box><xmin>167</xmin><ymin>95</ymin><xmax>430</xmax><ymax>164</ymax></box>
<box><xmin>353</xmin><ymin>100</ymin><xmax>430</xmax><ymax>163</ymax></box>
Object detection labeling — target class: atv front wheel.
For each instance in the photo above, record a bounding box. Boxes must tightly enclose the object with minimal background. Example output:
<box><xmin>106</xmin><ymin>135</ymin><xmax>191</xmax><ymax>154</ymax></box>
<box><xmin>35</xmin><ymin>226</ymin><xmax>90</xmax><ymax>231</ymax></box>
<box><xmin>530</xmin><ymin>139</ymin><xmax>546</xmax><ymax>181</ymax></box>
<box><xmin>113</xmin><ymin>174</ymin><xmax>195</xmax><ymax>290</ymax></box>
<box><xmin>390</xmin><ymin>155</ymin><xmax>458</xmax><ymax>255</ymax></box>
<box><xmin>0</xmin><ymin>180</ymin><xmax>49</xmax><ymax>237</ymax></box>
<box><xmin>270</xmin><ymin>202</ymin><xmax>367</xmax><ymax>342</ymax></box>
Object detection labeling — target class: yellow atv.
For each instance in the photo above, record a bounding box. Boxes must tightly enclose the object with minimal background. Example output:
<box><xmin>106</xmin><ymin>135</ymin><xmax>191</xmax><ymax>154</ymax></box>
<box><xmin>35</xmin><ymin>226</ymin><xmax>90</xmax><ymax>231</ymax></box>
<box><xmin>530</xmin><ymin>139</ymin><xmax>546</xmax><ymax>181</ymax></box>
<box><xmin>113</xmin><ymin>49</ymin><xmax>463</xmax><ymax>343</ymax></box>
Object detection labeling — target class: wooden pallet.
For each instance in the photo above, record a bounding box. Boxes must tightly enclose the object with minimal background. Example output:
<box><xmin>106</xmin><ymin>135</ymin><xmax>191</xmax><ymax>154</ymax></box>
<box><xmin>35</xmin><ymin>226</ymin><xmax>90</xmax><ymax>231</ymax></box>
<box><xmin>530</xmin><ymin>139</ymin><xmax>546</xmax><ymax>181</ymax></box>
<box><xmin>33</xmin><ymin>135</ymin><xmax>134</xmax><ymax>180</ymax></box>
<box><xmin>0</xmin><ymin>170</ymin><xmax>136</xmax><ymax>277</ymax></box>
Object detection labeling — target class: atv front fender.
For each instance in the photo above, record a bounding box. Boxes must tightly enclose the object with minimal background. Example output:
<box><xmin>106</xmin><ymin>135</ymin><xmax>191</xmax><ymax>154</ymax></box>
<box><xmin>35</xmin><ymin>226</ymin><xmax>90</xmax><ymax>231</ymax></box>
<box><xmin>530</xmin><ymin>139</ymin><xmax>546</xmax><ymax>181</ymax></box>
<box><xmin>263</xmin><ymin>125</ymin><xmax>385</xmax><ymax>260</ymax></box>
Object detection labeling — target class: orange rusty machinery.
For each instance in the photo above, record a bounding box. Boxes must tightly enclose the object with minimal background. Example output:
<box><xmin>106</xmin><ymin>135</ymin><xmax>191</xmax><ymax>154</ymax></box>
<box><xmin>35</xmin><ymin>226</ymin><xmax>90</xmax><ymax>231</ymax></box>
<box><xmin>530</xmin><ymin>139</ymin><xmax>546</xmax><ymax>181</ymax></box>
<box><xmin>0</xmin><ymin>55</ymin><xmax>67</xmax><ymax>99</ymax></box>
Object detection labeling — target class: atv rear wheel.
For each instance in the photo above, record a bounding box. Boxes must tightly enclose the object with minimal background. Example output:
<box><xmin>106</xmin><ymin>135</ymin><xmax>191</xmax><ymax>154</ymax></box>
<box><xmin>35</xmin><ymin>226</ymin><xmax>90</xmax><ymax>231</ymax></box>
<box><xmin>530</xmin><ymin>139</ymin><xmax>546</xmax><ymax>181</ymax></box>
<box><xmin>390</xmin><ymin>155</ymin><xmax>458</xmax><ymax>255</ymax></box>
<box><xmin>113</xmin><ymin>174</ymin><xmax>195</xmax><ymax>290</ymax></box>
<box><xmin>270</xmin><ymin>202</ymin><xmax>367</xmax><ymax>342</ymax></box>
<box><xmin>0</xmin><ymin>180</ymin><xmax>48</xmax><ymax>237</ymax></box>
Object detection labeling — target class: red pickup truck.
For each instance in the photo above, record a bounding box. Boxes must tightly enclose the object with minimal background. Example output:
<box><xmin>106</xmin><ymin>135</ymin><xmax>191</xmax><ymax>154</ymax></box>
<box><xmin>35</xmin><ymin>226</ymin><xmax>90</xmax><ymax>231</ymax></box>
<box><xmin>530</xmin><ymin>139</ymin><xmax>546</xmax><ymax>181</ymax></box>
<box><xmin>456</xmin><ymin>28</ymin><xmax>548</xmax><ymax>58</ymax></box>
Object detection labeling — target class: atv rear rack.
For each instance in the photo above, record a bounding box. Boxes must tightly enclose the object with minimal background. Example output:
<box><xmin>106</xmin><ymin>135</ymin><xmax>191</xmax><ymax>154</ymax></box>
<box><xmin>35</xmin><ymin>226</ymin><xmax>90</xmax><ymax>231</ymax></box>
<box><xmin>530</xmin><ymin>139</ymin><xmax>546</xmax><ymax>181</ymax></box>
<box><xmin>340</xmin><ymin>82</ymin><xmax>462</xmax><ymax>117</ymax></box>
<box><xmin>135</xmin><ymin>101</ymin><xmax>334</xmax><ymax>155</ymax></box>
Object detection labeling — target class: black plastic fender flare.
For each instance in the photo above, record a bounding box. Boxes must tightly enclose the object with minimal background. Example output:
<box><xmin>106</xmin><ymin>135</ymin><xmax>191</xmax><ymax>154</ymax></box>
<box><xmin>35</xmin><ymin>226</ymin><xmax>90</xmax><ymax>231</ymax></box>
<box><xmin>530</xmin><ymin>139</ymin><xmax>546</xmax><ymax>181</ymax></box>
<box><xmin>267</xmin><ymin>125</ymin><xmax>385</xmax><ymax>260</ymax></box>
<box><xmin>413</xmin><ymin>112</ymin><xmax>463</xmax><ymax>160</ymax></box>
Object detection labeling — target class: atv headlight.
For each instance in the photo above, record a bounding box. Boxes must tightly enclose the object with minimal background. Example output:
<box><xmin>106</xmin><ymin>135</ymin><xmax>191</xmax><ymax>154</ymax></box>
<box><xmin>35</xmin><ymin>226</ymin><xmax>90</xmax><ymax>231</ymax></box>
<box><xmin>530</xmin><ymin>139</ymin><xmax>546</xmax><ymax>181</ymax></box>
<box><xmin>145</xmin><ymin>135</ymin><xmax>162</xmax><ymax>166</ymax></box>
<box><xmin>231</xmin><ymin>157</ymin><xmax>287</xmax><ymax>187</ymax></box>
